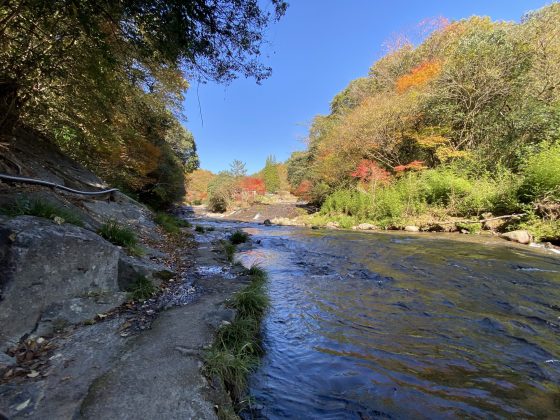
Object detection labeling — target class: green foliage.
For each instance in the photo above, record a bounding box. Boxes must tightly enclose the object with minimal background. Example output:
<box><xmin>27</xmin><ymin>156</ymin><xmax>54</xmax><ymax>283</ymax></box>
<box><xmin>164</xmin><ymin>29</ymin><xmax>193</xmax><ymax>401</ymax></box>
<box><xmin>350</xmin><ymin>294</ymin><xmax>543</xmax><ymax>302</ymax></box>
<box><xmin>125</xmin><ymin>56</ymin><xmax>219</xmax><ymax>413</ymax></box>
<box><xmin>1</xmin><ymin>0</ymin><xmax>287</xmax><ymax>209</ymax></box>
<box><xmin>421</xmin><ymin>169</ymin><xmax>473</xmax><ymax>206</ymax></box>
<box><xmin>127</xmin><ymin>276</ymin><xmax>156</xmax><ymax>301</ymax></box>
<box><xmin>229</xmin><ymin>230</ymin><xmax>249</xmax><ymax>245</ymax></box>
<box><xmin>455</xmin><ymin>221</ymin><xmax>482</xmax><ymax>234</ymax></box>
<box><xmin>518</xmin><ymin>144</ymin><xmax>560</xmax><ymax>202</ymax></box>
<box><xmin>262</xmin><ymin>155</ymin><xmax>280</xmax><ymax>193</ymax></box>
<box><xmin>207</xmin><ymin>172</ymin><xmax>236</xmax><ymax>213</ymax></box>
<box><xmin>319</xmin><ymin>165</ymin><xmax>525</xmax><ymax>227</ymax></box>
<box><xmin>98</xmin><ymin>220</ymin><xmax>139</xmax><ymax>252</ymax></box>
<box><xmin>222</xmin><ymin>241</ymin><xmax>237</xmax><ymax>262</ymax></box>
<box><xmin>1</xmin><ymin>199</ymin><xmax>83</xmax><ymax>227</ymax></box>
<box><xmin>195</xmin><ymin>225</ymin><xmax>206</xmax><ymax>233</ymax></box>
<box><xmin>284</xmin><ymin>3</ymin><xmax>560</xmax><ymax>241</ymax></box>
<box><xmin>204</xmin><ymin>266</ymin><xmax>269</xmax><ymax>404</ymax></box>
<box><xmin>154</xmin><ymin>213</ymin><xmax>191</xmax><ymax>234</ymax></box>
<box><xmin>518</xmin><ymin>217</ymin><xmax>560</xmax><ymax>243</ymax></box>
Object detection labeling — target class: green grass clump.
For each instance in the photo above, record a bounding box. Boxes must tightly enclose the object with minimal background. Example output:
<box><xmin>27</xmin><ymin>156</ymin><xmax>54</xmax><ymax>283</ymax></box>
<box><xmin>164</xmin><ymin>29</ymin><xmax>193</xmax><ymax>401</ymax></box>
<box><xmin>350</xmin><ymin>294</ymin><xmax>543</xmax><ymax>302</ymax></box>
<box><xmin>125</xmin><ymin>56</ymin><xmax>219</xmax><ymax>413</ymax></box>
<box><xmin>127</xmin><ymin>275</ymin><xmax>156</xmax><ymax>301</ymax></box>
<box><xmin>195</xmin><ymin>225</ymin><xmax>205</xmax><ymax>233</ymax></box>
<box><xmin>98</xmin><ymin>220</ymin><xmax>140</xmax><ymax>254</ymax></box>
<box><xmin>455</xmin><ymin>221</ymin><xmax>482</xmax><ymax>234</ymax></box>
<box><xmin>154</xmin><ymin>212</ymin><xmax>191</xmax><ymax>234</ymax></box>
<box><xmin>229</xmin><ymin>230</ymin><xmax>249</xmax><ymax>245</ymax></box>
<box><xmin>1</xmin><ymin>198</ymin><xmax>84</xmax><ymax>226</ymax></box>
<box><xmin>222</xmin><ymin>240</ymin><xmax>236</xmax><ymax>262</ymax></box>
<box><xmin>204</xmin><ymin>265</ymin><xmax>269</xmax><ymax>408</ymax></box>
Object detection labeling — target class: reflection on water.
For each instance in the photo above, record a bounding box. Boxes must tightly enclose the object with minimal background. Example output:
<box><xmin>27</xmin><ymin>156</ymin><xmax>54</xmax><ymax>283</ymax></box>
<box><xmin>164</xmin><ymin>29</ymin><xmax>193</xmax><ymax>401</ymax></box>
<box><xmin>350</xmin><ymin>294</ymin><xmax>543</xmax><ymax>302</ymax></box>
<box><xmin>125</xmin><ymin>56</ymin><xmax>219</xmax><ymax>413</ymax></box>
<box><xmin>234</xmin><ymin>226</ymin><xmax>560</xmax><ymax>419</ymax></box>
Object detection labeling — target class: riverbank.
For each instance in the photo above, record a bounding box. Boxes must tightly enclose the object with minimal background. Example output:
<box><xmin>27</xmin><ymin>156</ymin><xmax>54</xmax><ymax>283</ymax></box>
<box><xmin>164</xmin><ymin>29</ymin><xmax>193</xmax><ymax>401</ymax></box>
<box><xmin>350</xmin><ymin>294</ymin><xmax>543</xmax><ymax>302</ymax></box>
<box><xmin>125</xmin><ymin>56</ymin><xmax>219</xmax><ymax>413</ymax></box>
<box><xmin>0</xmin><ymin>205</ymin><xmax>258</xmax><ymax>418</ymax></box>
<box><xmin>193</xmin><ymin>202</ymin><xmax>560</xmax><ymax>253</ymax></box>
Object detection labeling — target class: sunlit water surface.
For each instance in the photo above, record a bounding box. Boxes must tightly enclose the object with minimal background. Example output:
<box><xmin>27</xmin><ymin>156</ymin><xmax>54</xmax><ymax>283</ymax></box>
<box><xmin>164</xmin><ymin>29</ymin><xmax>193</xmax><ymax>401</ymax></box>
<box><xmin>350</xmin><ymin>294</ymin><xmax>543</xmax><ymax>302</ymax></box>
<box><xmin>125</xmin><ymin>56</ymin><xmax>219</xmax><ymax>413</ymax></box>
<box><xmin>204</xmin><ymin>220</ymin><xmax>560</xmax><ymax>418</ymax></box>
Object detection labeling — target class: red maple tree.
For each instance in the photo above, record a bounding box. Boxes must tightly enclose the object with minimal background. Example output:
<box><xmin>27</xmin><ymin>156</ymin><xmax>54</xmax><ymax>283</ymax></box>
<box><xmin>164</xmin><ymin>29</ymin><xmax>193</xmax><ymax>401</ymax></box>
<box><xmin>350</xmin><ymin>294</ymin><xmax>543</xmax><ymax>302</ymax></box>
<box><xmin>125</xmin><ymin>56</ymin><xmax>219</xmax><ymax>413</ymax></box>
<box><xmin>351</xmin><ymin>160</ymin><xmax>391</xmax><ymax>184</ymax></box>
<box><xmin>239</xmin><ymin>177</ymin><xmax>266</xmax><ymax>195</ymax></box>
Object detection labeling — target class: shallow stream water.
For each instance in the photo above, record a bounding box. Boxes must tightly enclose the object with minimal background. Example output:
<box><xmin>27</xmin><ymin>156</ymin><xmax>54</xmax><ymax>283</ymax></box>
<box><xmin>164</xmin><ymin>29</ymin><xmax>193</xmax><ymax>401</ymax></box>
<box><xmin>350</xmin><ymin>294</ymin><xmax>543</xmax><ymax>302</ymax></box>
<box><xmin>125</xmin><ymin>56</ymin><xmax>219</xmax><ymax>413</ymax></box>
<box><xmin>200</xmin><ymin>220</ymin><xmax>560</xmax><ymax>418</ymax></box>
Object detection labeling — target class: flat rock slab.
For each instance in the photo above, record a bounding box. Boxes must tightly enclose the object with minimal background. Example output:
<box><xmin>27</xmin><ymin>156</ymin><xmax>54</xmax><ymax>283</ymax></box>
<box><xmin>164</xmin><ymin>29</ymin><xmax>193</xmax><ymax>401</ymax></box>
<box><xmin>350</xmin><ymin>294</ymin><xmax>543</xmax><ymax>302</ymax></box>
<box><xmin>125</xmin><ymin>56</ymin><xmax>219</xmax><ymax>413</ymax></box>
<box><xmin>79</xmin><ymin>296</ymin><xmax>230</xmax><ymax>420</ymax></box>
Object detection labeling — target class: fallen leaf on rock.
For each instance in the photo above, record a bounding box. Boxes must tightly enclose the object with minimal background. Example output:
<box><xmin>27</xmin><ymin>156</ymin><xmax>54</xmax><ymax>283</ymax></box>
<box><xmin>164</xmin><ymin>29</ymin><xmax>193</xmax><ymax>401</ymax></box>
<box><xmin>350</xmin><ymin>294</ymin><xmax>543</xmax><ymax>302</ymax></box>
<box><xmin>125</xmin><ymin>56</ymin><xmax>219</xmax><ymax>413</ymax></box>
<box><xmin>27</xmin><ymin>370</ymin><xmax>39</xmax><ymax>378</ymax></box>
<box><xmin>15</xmin><ymin>399</ymin><xmax>30</xmax><ymax>411</ymax></box>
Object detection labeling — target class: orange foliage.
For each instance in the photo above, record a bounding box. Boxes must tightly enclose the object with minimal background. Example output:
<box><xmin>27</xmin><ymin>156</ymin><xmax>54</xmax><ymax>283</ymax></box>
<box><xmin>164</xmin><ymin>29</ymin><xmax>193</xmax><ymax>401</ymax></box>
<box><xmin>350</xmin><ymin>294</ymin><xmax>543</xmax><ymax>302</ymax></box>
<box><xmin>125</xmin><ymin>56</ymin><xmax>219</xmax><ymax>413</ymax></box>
<box><xmin>396</xmin><ymin>60</ymin><xmax>442</xmax><ymax>93</ymax></box>
<box><xmin>239</xmin><ymin>177</ymin><xmax>266</xmax><ymax>195</ymax></box>
<box><xmin>394</xmin><ymin>160</ymin><xmax>427</xmax><ymax>172</ymax></box>
<box><xmin>293</xmin><ymin>180</ymin><xmax>312</xmax><ymax>199</ymax></box>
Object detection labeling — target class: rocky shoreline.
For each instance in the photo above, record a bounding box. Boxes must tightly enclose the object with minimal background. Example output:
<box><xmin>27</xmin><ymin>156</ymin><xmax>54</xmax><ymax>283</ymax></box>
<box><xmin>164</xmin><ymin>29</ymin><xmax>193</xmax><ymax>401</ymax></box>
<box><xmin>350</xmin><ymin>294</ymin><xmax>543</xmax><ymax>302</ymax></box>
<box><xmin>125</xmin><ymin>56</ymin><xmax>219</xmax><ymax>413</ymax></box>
<box><xmin>0</xmin><ymin>206</ymin><xmax>253</xmax><ymax>418</ymax></box>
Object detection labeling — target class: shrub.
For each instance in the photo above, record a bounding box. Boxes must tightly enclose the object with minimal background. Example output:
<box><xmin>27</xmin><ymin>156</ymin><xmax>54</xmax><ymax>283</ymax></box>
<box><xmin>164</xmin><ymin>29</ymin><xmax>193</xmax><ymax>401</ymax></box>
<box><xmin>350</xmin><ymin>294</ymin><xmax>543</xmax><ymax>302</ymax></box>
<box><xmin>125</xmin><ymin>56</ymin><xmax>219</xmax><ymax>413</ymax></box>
<box><xmin>1</xmin><ymin>198</ymin><xmax>84</xmax><ymax>226</ymax></box>
<box><xmin>207</xmin><ymin>172</ymin><xmax>236</xmax><ymax>213</ymax></box>
<box><xmin>421</xmin><ymin>169</ymin><xmax>473</xmax><ymax>206</ymax></box>
<box><xmin>519</xmin><ymin>144</ymin><xmax>560</xmax><ymax>202</ymax></box>
<box><xmin>154</xmin><ymin>212</ymin><xmax>191</xmax><ymax>234</ymax></box>
<box><xmin>229</xmin><ymin>230</ymin><xmax>249</xmax><ymax>245</ymax></box>
<box><xmin>98</xmin><ymin>220</ymin><xmax>139</xmax><ymax>253</ymax></box>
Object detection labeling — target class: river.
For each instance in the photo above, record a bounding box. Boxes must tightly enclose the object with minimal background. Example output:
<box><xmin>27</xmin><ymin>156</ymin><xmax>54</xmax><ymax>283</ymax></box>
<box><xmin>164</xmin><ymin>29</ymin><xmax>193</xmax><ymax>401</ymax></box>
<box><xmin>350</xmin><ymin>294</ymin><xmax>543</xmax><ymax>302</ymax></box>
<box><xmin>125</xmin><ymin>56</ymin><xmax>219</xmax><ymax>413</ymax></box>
<box><xmin>201</xmin><ymin>220</ymin><xmax>560</xmax><ymax>418</ymax></box>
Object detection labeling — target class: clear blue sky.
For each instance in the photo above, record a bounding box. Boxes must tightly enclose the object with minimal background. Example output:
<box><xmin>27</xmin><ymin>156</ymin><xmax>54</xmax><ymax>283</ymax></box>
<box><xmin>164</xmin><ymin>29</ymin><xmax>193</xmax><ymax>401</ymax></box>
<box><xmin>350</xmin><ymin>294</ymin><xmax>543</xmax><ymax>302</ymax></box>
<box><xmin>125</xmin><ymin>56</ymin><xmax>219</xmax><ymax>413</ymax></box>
<box><xmin>183</xmin><ymin>0</ymin><xmax>551</xmax><ymax>174</ymax></box>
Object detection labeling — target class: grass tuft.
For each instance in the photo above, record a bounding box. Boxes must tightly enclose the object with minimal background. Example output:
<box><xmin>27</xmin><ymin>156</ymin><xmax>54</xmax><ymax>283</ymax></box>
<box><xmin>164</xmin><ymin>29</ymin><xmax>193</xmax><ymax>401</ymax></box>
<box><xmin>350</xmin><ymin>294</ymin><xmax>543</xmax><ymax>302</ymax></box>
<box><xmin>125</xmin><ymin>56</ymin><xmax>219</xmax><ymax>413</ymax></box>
<box><xmin>229</xmin><ymin>230</ymin><xmax>249</xmax><ymax>245</ymax></box>
<box><xmin>98</xmin><ymin>220</ymin><xmax>141</xmax><ymax>254</ymax></box>
<box><xmin>204</xmin><ymin>265</ymin><xmax>269</xmax><ymax>412</ymax></box>
<box><xmin>154</xmin><ymin>212</ymin><xmax>191</xmax><ymax>234</ymax></box>
<box><xmin>222</xmin><ymin>240</ymin><xmax>236</xmax><ymax>262</ymax></box>
<box><xmin>127</xmin><ymin>275</ymin><xmax>156</xmax><ymax>301</ymax></box>
<box><xmin>1</xmin><ymin>198</ymin><xmax>84</xmax><ymax>226</ymax></box>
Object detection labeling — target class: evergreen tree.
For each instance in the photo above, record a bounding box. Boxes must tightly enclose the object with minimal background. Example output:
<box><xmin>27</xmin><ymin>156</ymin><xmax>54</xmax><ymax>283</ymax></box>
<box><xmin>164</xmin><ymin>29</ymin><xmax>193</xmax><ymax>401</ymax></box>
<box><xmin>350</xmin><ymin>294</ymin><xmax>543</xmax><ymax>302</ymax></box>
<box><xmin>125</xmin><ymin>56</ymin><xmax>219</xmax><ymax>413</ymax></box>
<box><xmin>263</xmin><ymin>155</ymin><xmax>280</xmax><ymax>193</ymax></box>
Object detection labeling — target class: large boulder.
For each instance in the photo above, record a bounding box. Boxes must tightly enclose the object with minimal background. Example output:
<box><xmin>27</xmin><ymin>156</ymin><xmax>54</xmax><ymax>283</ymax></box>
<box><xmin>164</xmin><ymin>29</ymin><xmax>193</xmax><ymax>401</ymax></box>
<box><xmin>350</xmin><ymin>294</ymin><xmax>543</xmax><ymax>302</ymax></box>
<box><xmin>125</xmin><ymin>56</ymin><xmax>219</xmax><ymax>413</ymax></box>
<box><xmin>501</xmin><ymin>230</ymin><xmax>532</xmax><ymax>244</ymax></box>
<box><xmin>404</xmin><ymin>225</ymin><xmax>420</xmax><ymax>232</ymax></box>
<box><xmin>353</xmin><ymin>223</ymin><xmax>377</xmax><ymax>231</ymax></box>
<box><xmin>118</xmin><ymin>252</ymin><xmax>174</xmax><ymax>291</ymax></box>
<box><xmin>0</xmin><ymin>216</ymin><xmax>121</xmax><ymax>349</ymax></box>
<box><xmin>82</xmin><ymin>193</ymin><xmax>161</xmax><ymax>240</ymax></box>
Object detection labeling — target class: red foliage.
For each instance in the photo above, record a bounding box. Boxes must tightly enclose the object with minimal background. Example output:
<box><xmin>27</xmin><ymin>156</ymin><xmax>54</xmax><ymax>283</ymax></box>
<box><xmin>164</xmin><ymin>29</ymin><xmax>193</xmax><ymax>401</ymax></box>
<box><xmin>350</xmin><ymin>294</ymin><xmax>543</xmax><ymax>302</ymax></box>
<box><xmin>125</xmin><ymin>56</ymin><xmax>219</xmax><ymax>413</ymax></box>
<box><xmin>293</xmin><ymin>180</ymin><xmax>312</xmax><ymax>198</ymax></box>
<box><xmin>239</xmin><ymin>177</ymin><xmax>266</xmax><ymax>195</ymax></box>
<box><xmin>394</xmin><ymin>160</ymin><xmax>427</xmax><ymax>172</ymax></box>
<box><xmin>351</xmin><ymin>160</ymin><xmax>391</xmax><ymax>184</ymax></box>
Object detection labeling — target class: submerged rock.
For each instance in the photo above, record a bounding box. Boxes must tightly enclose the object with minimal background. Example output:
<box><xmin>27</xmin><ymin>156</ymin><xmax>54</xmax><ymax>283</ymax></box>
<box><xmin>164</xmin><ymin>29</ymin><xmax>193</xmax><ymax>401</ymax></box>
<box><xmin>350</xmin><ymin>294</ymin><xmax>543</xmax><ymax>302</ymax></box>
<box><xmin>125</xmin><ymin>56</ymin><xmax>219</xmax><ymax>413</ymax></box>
<box><xmin>0</xmin><ymin>216</ymin><xmax>120</xmax><ymax>349</ymax></box>
<box><xmin>502</xmin><ymin>230</ymin><xmax>532</xmax><ymax>244</ymax></box>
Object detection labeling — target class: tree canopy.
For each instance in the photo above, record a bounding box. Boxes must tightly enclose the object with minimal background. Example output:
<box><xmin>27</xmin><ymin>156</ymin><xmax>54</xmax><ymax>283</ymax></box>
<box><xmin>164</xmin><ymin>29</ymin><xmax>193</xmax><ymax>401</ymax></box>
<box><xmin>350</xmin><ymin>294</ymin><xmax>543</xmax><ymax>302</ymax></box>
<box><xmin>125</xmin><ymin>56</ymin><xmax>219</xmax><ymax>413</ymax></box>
<box><xmin>1</xmin><ymin>0</ymin><xmax>287</xmax><ymax>207</ymax></box>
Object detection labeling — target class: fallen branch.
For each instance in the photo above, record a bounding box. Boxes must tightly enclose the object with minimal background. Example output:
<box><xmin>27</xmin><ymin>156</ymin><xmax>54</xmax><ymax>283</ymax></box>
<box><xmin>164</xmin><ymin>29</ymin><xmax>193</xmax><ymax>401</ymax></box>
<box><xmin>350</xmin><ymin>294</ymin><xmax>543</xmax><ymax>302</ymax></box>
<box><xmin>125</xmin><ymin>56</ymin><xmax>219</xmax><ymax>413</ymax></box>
<box><xmin>435</xmin><ymin>213</ymin><xmax>527</xmax><ymax>225</ymax></box>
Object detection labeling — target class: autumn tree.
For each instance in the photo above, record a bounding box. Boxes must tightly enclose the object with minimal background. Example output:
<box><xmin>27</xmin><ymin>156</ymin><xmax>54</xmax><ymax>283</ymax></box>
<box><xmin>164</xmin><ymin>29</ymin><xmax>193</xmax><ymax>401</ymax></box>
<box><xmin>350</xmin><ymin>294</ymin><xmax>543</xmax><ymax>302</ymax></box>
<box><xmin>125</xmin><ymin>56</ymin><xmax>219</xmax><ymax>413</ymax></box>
<box><xmin>0</xmin><ymin>0</ymin><xmax>287</xmax><ymax>208</ymax></box>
